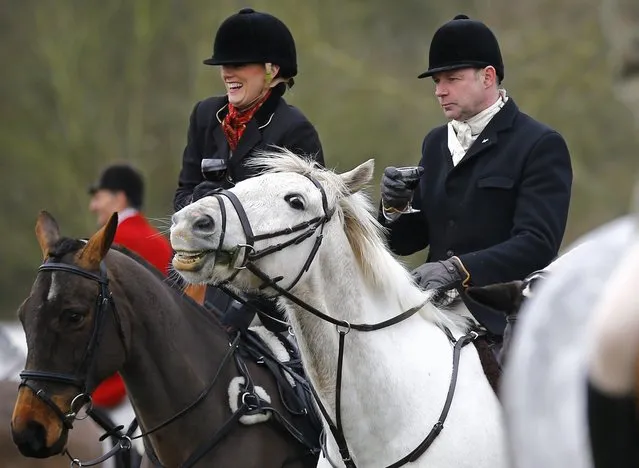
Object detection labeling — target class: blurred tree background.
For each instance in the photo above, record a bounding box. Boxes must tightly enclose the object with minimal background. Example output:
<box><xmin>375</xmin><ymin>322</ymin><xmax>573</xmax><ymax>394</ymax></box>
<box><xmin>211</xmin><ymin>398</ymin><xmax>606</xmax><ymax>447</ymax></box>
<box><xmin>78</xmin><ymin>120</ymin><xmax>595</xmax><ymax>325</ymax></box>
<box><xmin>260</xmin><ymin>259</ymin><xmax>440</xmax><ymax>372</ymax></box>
<box><xmin>1</xmin><ymin>0</ymin><xmax>638</xmax><ymax>317</ymax></box>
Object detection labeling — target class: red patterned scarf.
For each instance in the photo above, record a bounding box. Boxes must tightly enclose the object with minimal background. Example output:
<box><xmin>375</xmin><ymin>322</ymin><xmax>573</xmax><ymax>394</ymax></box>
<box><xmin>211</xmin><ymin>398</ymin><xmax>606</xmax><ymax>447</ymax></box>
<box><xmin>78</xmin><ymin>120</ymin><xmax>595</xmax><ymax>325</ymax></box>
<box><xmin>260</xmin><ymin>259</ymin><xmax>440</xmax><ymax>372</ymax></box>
<box><xmin>222</xmin><ymin>89</ymin><xmax>272</xmax><ymax>151</ymax></box>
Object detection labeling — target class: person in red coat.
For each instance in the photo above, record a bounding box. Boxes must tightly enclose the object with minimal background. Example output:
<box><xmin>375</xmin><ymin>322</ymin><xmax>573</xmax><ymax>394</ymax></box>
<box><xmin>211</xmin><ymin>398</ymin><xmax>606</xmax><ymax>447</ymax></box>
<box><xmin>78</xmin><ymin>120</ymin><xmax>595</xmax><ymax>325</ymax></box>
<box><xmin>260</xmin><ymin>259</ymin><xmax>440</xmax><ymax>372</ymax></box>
<box><xmin>88</xmin><ymin>163</ymin><xmax>173</xmax><ymax>408</ymax></box>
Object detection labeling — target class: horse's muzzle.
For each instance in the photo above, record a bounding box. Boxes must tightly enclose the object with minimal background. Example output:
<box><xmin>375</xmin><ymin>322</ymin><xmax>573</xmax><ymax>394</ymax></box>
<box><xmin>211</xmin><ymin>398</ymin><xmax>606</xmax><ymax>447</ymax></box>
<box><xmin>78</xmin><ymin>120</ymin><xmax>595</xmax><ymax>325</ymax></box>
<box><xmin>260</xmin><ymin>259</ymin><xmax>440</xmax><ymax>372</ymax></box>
<box><xmin>12</xmin><ymin>419</ymin><xmax>68</xmax><ymax>458</ymax></box>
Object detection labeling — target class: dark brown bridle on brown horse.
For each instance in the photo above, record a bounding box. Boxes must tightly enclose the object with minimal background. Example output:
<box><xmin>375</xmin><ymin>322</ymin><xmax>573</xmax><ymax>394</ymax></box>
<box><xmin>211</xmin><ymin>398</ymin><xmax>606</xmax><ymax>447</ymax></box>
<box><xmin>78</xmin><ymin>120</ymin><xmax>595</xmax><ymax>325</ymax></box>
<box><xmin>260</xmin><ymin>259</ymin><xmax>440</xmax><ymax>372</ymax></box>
<box><xmin>11</xmin><ymin>211</ymin><xmax>319</xmax><ymax>467</ymax></box>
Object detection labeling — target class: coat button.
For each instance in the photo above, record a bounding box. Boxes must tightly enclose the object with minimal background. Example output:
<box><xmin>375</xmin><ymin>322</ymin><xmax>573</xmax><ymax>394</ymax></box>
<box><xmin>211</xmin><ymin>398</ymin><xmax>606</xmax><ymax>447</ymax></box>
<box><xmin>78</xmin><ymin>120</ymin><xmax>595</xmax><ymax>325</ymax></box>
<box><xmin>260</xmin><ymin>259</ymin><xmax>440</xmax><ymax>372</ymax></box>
<box><xmin>448</xmin><ymin>219</ymin><xmax>455</xmax><ymax>228</ymax></box>
<box><xmin>446</xmin><ymin>249</ymin><xmax>454</xmax><ymax>257</ymax></box>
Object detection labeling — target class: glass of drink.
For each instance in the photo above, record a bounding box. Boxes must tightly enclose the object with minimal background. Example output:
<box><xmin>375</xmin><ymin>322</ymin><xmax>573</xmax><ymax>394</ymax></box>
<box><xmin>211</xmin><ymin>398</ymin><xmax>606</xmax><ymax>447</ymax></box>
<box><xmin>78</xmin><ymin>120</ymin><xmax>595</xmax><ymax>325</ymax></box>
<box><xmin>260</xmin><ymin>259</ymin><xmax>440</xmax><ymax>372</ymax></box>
<box><xmin>395</xmin><ymin>166</ymin><xmax>422</xmax><ymax>214</ymax></box>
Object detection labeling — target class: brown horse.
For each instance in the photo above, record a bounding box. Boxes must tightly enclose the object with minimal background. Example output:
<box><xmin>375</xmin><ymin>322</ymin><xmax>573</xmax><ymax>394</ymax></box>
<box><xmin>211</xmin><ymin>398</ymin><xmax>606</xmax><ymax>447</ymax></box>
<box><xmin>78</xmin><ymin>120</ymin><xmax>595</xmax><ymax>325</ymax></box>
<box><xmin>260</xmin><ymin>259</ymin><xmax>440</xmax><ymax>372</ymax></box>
<box><xmin>11</xmin><ymin>211</ymin><xmax>319</xmax><ymax>468</ymax></box>
<box><xmin>0</xmin><ymin>379</ymin><xmax>104</xmax><ymax>467</ymax></box>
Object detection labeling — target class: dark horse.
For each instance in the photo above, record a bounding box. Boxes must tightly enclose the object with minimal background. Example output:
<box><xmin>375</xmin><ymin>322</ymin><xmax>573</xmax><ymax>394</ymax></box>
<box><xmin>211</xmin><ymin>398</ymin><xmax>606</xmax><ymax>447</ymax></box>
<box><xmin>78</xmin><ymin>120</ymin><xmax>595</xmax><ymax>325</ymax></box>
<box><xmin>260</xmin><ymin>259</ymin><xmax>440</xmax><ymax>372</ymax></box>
<box><xmin>10</xmin><ymin>211</ymin><xmax>319</xmax><ymax>467</ymax></box>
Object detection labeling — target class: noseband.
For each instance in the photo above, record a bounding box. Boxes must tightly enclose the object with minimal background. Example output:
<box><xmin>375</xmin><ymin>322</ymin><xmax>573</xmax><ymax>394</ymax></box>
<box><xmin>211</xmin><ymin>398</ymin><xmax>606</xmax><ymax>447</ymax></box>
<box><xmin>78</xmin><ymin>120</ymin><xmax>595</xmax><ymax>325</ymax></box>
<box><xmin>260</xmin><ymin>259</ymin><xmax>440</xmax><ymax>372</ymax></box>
<box><xmin>211</xmin><ymin>174</ymin><xmax>335</xmax><ymax>291</ymax></box>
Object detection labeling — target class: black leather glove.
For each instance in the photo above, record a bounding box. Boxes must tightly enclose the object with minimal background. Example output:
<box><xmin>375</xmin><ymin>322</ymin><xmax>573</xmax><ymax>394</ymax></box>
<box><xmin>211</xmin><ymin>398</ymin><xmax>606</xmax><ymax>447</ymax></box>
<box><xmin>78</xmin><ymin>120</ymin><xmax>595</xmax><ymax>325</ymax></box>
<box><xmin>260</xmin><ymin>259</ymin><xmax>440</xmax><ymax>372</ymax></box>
<box><xmin>411</xmin><ymin>257</ymin><xmax>471</xmax><ymax>291</ymax></box>
<box><xmin>191</xmin><ymin>181</ymin><xmax>222</xmax><ymax>203</ymax></box>
<box><xmin>380</xmin><ymin>166</ymin><xmax>424</xmax><ymax>210</ymax></box>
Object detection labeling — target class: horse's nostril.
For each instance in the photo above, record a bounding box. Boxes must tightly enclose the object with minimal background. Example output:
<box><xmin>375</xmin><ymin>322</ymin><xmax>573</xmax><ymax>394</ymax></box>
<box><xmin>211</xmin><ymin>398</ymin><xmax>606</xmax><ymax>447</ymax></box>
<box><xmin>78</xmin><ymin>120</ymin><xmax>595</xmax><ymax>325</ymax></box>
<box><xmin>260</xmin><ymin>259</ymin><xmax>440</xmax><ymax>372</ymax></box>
<box><xmin>13</xmin><ymin>420</ymin><xmax>49</xmax><ymax>457</ymax></box>
<box><xmin>193</xmin><ymin>214</ymin><xmax>215</xmax><ymax>233</ymax></box>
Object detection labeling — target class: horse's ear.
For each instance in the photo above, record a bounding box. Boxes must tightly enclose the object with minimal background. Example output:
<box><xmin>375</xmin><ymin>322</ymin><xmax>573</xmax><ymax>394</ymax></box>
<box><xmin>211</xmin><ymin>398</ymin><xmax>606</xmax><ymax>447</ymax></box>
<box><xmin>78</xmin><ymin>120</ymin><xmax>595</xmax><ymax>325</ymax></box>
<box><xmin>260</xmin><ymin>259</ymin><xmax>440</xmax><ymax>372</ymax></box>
<box><xmin>35</xmin><ymin>211</ymin><xmax>60</xmax><ymax>259</ymax></box>
<box><xmin>465</xmin><ymin>281</ymin><xmax>524</xmax><ymax>317</ymax></box>
<box><xmin>340</xmin><ymin>159</ymin><xmax>375</xmax><ymax>194</ymax></box>
<box><xmin>76</xmin><ymin>212</ymin><xmax>118</xmax><ymax>269</ymax></box>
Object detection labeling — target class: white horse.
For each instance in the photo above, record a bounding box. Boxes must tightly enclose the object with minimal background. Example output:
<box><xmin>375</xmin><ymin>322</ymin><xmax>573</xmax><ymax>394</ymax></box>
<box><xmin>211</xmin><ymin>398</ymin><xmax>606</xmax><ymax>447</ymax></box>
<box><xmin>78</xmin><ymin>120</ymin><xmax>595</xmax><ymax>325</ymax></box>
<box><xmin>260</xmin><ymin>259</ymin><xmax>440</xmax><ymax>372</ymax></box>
<box><xmin>170</xmin><ymin>150</ymin><xmax>506</xmax><ymax>468</ymax></box>
<box><xmin>491</xmin><ymin>214</ymin><xmax>639</xmax><ymax>468</ymax></box>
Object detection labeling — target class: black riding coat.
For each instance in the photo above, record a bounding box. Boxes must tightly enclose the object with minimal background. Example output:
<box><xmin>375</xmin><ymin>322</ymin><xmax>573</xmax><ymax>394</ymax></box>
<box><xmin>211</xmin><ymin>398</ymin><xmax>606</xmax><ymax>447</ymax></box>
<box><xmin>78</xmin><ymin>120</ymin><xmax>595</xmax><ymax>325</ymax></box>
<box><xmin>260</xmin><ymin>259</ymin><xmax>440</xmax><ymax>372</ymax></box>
<box><xmin>380</xmin><ymin>99</ymin><xmax>572</xmax><ymax>333</ymax></box>
<box><xmin>174</xmin><ymin>90</ymin><xmax>324</xmax><ymax>211</ymax></box>
<box><xmin>173</xmin><ymin>89</ymin><xmax>324</xmax><ymax>325</ymax></box>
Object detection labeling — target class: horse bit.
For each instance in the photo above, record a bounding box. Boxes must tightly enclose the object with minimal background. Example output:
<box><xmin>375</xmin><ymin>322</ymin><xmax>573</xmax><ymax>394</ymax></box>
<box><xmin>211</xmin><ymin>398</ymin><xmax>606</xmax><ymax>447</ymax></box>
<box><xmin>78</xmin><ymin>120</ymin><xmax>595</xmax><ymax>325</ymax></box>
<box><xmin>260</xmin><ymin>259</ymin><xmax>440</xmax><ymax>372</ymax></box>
<box><xmin>210</xmin><ymin>175</ymin><xmax>480</xmax><ymax>468</ymax></box>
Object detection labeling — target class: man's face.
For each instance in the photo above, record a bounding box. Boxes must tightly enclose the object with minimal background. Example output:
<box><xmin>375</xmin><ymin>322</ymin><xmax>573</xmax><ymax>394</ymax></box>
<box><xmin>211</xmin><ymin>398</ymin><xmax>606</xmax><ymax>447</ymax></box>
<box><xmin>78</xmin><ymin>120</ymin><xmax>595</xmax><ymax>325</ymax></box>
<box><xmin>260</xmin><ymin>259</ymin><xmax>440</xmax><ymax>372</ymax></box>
<box><xmin>89</xmin><ymin>189</ymin><xmax>126</xmax><ymax>226</ymax></box>
<box><xmin>432</xmin><ymin>67</ymin><xmax>490</xmax><ymax>121</ymax></box>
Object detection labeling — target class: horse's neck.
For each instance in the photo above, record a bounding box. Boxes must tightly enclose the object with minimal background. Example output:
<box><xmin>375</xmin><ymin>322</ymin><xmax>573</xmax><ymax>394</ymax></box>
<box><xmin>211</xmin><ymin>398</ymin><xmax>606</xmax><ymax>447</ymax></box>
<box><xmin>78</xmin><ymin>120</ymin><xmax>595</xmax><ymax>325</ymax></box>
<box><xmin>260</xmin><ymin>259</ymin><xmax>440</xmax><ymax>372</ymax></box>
<box><xmin>111</xmin><ymin>261</ymin><xmax>229</xmax><ymax>462</ymax></box>
<box><xmin>281</xmin><ymin>234</ymin><xmax>487</xmax><ymax>465</ymax></box>
<box><xmin>283</xmin><ymin>230</ymin><xmax>446</xmax><ymax>414</ymax></box>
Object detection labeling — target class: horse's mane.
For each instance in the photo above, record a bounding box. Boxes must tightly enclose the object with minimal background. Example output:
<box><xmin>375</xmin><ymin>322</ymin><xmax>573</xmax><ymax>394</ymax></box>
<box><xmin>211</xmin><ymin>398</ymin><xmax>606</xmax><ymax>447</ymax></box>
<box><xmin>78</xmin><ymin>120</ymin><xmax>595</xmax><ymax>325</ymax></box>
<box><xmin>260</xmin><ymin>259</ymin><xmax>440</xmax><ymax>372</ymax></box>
<box><xmin>48</xmin><ymin>238</ymin><xmax>86</xmax><ymax>260</ymax></box>
<box><xmin>247</xmin><ymin>148</ymin><xmax>471</xmax><ymax>332</ymax></box>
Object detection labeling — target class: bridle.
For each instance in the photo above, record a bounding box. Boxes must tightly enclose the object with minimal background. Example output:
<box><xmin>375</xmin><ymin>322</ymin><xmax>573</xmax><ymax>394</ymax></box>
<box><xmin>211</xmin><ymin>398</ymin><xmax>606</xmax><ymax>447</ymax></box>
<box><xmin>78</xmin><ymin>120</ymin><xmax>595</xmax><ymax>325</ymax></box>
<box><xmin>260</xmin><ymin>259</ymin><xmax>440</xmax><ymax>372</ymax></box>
<box><xmin>18</xmin><ymin>260</ymin><xmax>139</xmax><ymax>466</ymax></box>
<box><xmin>19</xmin><ymin>262</ymin><xmax>119</xmax><ymax>431</ymax></box>
<box><xmin>210</xmin><ymin>174</ymin><xmax>335</xmax><ymax>292</ymax></box>
<box><xmin>18</xmin><ymin>259</ymin><xmax>267</xmax><ymax>467</ymax></box>
<box><xmin>209</xmin><ymin>175</ymin><xmax>479</xmax><ymax>468</ymax></box>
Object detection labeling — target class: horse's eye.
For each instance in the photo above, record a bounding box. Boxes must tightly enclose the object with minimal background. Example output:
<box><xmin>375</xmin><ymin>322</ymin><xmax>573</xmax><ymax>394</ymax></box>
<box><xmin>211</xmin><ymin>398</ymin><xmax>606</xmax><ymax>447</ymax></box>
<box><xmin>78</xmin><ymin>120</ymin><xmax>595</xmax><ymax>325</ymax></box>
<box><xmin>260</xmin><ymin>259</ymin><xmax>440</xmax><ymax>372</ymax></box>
<box><xmin>62</xmin><ymin>309</ymin><xmax>85</xmax><ymax>326</ymax></box>
<box><xmin>285</xmin><ymin>194</ymin><xmax>305</xmax><ymax>210</ymax></box>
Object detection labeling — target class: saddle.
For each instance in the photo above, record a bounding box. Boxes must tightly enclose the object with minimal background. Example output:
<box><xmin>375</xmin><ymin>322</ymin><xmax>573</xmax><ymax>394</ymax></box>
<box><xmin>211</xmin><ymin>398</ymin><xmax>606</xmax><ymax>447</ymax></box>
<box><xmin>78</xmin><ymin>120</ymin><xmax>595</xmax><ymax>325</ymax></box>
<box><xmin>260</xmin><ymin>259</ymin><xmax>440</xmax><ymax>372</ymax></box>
<box><xmin>138</xmin><ymin>318</ymin><xmax>323</xmax><ymax>468</ymax></box>
<box><xmin>238</xmin><ymin>325</ymin><xmax>323</xmax><ymax>448</ymax></box>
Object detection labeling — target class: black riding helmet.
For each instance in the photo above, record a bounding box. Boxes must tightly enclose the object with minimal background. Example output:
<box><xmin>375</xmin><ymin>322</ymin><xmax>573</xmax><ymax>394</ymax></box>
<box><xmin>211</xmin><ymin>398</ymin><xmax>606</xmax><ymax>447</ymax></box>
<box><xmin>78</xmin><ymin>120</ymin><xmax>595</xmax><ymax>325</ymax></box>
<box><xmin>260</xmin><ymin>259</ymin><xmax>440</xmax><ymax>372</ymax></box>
<box><xmin>418</xmin><ymin>14</ymin><xmax>504</xmax><ymax>83</ymax></box>
<box><xmin>203</xmin><ymin>8</ymin><xmax>297</xmax><ymax>79</ymax></box>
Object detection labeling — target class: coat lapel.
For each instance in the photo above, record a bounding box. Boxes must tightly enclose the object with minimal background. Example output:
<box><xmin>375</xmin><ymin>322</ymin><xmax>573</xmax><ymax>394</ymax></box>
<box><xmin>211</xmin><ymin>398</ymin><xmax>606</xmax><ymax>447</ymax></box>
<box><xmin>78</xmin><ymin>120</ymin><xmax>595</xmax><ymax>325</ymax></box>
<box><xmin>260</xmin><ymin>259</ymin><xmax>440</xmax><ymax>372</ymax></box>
<box><xmin>212</xmin><ymin>125</ymin><xmax>230</xmax><ymax>160</ymax></box>
<box><xmin>230</xmin><ymin>119</ymin><xmax>262</xmax><ymax>163</ymax></box>
<box><xmin>458</xmin><ymin>130</ymin><xmax>498</xmax><ymax>164</ymax></box>
<box><xmin>440</xmin><ymin>138</ymin><xmax>455</xmax><ymax>172</ymax></box>
<box><xmin>208</xmin><ymin>102</ymin><xmax>230</xmax><ymax>161</ymax></box>
<box><xmin>228</xmin><ymin>92</ymin><xmax>281</xmax><ymax>164</ymax></box>
<box><xmin>454</xmin><ymin>99</ymin><xmax>518</xmax><ymax>169</ymax></box>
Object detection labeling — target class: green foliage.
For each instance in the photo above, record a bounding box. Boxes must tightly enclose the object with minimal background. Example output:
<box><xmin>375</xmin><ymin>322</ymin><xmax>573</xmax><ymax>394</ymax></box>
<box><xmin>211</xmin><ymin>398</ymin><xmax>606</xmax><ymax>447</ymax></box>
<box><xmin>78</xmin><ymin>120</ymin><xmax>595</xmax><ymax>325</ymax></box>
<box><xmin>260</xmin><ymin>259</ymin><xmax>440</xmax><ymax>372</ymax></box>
<box><xmin>1</xmin><ymin>1</ymin><xmax>637</xmax><ymax>317</ymax></box>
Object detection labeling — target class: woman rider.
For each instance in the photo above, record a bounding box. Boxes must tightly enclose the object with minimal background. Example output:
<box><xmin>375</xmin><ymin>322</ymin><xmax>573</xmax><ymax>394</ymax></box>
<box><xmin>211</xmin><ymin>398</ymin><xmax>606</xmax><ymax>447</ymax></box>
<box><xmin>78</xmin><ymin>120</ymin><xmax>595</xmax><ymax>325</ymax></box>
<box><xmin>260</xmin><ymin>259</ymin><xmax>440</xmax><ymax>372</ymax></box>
<box><xmin>173</xmin><ymin>8</ymin><xmax>325</xmax><ymax>331</ymax></box>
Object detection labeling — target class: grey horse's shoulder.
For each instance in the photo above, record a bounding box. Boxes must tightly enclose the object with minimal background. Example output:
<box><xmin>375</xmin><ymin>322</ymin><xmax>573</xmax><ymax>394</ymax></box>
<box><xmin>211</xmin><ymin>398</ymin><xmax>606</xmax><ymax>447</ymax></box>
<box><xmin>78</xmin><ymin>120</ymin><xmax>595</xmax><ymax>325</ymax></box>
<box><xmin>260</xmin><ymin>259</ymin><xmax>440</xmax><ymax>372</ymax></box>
<box><xmin>502</xmin><ymin>215</ymin><xmax>638</xmax><ymax>468</ymax></box>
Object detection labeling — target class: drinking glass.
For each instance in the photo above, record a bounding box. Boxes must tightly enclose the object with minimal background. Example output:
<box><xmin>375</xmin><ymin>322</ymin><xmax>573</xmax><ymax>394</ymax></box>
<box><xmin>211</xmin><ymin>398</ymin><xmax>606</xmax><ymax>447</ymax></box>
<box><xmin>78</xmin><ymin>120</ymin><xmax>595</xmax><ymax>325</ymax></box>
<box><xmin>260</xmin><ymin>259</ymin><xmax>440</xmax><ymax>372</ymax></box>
<box><xmin>395</xmin><ymin>166</ymin><xmax>421</xmax><ymax>214</ymax></box>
